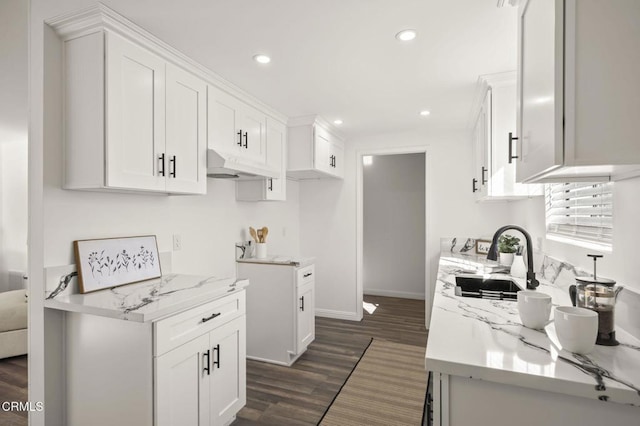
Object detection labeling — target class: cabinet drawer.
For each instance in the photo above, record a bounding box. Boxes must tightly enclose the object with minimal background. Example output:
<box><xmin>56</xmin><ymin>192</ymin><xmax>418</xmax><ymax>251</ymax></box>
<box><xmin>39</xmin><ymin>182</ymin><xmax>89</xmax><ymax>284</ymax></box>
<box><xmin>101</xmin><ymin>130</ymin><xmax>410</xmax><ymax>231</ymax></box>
<box><xmin>296</xmin><ymin>265</ymin><xmax>315</xmax><ymax>287</ymax></box>
<box><xmin>154</xmin><ymin>291</ymin><xmax>245</xmax><ymax>356</ymax></box>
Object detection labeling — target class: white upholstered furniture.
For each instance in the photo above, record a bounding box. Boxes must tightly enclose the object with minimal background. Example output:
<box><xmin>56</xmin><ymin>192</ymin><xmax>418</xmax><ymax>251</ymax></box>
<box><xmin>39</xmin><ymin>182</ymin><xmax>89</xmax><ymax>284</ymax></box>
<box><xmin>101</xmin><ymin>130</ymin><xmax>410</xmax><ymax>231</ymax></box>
<box><xmin>0</xmin><ymin>289</ymin><xmax>28</xmax><ymax>359</ymax></box>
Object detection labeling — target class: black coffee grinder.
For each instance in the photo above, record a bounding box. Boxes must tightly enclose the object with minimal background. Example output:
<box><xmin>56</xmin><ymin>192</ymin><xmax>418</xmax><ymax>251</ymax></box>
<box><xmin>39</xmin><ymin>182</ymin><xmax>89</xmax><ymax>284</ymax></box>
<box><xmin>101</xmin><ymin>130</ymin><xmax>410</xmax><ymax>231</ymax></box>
<box><xmin>569</xmin><ymin>254</ymin><xmax>622</xmax><ymax>346</ymax></box>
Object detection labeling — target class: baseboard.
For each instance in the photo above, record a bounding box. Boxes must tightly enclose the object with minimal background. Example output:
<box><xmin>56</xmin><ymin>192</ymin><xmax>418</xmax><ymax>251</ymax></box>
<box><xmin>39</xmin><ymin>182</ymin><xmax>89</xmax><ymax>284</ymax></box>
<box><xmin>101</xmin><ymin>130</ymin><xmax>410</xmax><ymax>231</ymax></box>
<box><xmin>315</xmin><ymin>309</ymin><xmax>361</xmax><ymax>321</ymax></box>
<box><xmin>364</xmin><ymin>289</ymin><xmax>425</xmax><ymax>300</ymax></box>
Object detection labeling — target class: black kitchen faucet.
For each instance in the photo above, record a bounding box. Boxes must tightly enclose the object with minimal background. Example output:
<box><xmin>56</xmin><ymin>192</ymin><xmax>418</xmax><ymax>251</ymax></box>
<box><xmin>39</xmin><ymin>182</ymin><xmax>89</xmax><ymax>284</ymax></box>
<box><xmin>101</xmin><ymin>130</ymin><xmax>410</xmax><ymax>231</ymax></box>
<box><xmin>487</xmin><ymin>225</ymin><xmax>540</xmax><ymax>290</ymax></box>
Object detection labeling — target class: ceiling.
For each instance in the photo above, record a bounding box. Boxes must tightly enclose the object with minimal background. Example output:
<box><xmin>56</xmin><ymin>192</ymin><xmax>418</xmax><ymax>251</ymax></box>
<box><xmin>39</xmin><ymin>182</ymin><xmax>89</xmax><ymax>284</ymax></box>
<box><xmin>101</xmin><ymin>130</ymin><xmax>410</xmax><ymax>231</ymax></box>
<box><xmin>113</xmin><ymin>0</ymin><xmax>517</xmax><ymax>139</ymax></box>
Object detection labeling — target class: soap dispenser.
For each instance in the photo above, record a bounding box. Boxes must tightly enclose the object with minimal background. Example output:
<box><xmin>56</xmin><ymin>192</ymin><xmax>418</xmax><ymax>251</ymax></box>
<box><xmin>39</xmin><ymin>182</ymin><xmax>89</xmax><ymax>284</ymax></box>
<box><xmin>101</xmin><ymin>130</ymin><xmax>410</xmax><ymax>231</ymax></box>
<box><xmin>510</xmin><ymin>246</ymin><xmax>527</xmax><ymax>279</ymax></box>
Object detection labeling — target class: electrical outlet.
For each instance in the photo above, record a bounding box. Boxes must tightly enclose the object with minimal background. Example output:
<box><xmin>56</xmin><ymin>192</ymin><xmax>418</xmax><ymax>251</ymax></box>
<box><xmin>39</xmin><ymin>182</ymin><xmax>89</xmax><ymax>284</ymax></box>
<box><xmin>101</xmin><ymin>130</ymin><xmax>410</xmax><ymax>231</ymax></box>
<box><xmin>173</xmin><ymin>234</ymin><xmax>182</xmax><ymax>251</ymax></box>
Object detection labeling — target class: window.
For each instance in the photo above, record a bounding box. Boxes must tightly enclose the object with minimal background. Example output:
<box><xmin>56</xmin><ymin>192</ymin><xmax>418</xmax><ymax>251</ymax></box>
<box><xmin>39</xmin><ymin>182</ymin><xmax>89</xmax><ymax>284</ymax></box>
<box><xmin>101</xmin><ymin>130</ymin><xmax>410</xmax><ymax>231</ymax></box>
<box><xmin>545</xmin><ymin>182</ymin><xmax>613</xmax><ymax>250</ymax></box>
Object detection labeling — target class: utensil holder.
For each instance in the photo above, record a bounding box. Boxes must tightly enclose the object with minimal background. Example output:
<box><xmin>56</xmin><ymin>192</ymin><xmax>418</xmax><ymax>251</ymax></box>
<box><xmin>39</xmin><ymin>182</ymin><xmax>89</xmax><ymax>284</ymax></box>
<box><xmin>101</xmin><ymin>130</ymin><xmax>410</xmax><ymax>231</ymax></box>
<box><xmin>255</xmin><ymin>243</ymin><xmax>267</xmax><ymax>259</ymax></box>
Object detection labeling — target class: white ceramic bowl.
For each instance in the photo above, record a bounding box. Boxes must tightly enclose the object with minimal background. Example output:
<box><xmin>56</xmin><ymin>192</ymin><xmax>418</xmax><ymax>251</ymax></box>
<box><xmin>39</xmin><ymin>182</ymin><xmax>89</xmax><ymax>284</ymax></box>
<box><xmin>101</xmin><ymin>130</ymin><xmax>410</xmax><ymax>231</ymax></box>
<box><xmin>554</xmin><ymin>306</ymin><xmax>598</xmax><ymax>354</ymax></box>
<box><xmin>517</xmin><ymin>290</ymin><xmax>552</xmax><ymax>329</ymax></box>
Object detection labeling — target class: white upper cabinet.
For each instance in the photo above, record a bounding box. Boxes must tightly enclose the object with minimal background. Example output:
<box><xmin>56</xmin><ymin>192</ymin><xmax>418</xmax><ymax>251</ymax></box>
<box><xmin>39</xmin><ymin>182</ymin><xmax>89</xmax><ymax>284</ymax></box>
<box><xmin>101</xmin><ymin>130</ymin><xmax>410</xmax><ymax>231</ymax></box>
<box><xmin>516</xmin><ymin>0</ymin><xmax>640</xmax><ymax>183</ymax></box>
<box><xmin>207</xmin><ymin>85</ymin><xmax>267</xmax><ymax>165</ymax></box>
<box><xmin>165</xmin><ymin>64</ymin><xmax>207</xmax><ymax>194</ymax></box>
<box><xmin>55</xmin><ymin>25</ymin><xmax>207</xmax><ymax>194</ymax></box>
<box><xmin>287</xmin><ymin>116</ymin><xmax>345</xmax><ymax>180</ymax></box>
<box><xmin>472</xmin><ymin>72</ymin><xmax>541</xmax><ymax>200</ymax></box>
<box><xmin>105</xmin><ymin>33</ymin><xmax>167</xmax><ymax>192</ymax></box>
<box><xmin>236</xmin><ymin>118</ymin><xmax>287</xmax><ymax>201</ymax></box>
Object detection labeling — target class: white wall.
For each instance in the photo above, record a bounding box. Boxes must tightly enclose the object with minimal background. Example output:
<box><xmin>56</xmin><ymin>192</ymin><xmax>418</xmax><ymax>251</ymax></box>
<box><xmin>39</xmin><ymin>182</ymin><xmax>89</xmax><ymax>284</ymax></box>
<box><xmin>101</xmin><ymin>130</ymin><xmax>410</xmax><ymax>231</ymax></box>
<box><xmin>511</xmin><ymin>176</ymin><xmax>640</xmax><ymax>293</ymax></box>
<box><xmin>0</xmin><ymin>0</ymin><xmax>28</xmax><ymax>291</ymax></box>
<box><xmin>30</xmin><ymin>1</ymin><xmax>302</xmax><ymax>422</ymax></box>
<box><xmin>299</xmin><ymin>129</ymin><xmax>515</xmax><ymax>322</ymax></box>
<box><xmin>363</xmin><ymin>153</ymin><xmax>425</xmax><ymax>299</ymax></box>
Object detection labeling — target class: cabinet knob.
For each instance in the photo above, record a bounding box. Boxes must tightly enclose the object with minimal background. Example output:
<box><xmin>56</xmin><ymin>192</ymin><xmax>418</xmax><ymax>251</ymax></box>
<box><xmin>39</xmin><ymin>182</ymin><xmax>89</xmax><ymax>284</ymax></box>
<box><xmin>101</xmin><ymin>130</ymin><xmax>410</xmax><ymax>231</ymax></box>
<box><xmin>508</xmin><ymin>132</ymin><xmax>519</xmax><ymax>164</ymax></box>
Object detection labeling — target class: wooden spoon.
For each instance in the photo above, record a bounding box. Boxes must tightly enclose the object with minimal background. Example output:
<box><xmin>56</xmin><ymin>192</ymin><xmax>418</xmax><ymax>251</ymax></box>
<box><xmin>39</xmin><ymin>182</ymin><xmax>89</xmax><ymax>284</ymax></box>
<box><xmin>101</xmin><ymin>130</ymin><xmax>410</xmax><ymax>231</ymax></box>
<box><xmin>262</xmin><ymin>227</ymin><xmax>269</xmax><ymax>243</ymax></box>
<box><xmin>257</xmin><ymin>229</ymin><xmax>263</xmax><ymax>243</ymax></box>
<box><xmin>249</xmin><ymin>227</ymin><xmax>258</xmax><ymax>243</ymax></box>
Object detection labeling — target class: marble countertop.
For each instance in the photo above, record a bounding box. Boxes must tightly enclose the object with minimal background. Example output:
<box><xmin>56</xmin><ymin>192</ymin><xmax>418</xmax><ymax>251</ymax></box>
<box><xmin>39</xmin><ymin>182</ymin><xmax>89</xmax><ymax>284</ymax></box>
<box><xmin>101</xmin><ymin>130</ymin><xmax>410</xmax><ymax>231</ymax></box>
<box><xmin>44</xmin><ymin>274</ymin><xmax>249</xmax><ymax>323</ymax></box>
<box><xmin>236</xmin><ymin>256</ymin><xmax>315</xmax><ymax>267</ymax></box>
<box><xmin>426</xmin><ymin>252</ymin><xmax>640</xmax><ymax>406</ymax></box>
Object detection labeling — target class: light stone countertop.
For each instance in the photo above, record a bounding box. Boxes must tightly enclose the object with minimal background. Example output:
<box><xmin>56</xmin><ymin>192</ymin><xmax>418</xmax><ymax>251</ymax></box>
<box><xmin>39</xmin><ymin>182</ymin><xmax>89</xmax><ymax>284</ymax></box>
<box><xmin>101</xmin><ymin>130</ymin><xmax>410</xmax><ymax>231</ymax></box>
<box><xmin>426</xmin><ymin>252</ymin><xmax>640</xmax><ymax>406</ymax></box>
<box><xmin>44</xmin><ymin>274</ymin><xmax>249</xmax><ymax>322</ymax></box>
<box><xmin>236</xmin><ymin>256</ymin><xmax>315</xmax><ymax>268</ymax></box>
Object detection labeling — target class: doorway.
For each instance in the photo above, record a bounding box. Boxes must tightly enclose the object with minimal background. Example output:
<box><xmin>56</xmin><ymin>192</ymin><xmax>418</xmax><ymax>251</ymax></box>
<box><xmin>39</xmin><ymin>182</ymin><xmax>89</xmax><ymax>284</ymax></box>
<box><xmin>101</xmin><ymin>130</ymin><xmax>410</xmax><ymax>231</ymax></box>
<box><xmin>356</xmin><ymin>147</ymin><xmax>429</xmax><ymax>325</ymax></box>
<box><xmin>0</xmin><ymin>1</ymin><xmax>29</xmax><ymax>425</ymax></box>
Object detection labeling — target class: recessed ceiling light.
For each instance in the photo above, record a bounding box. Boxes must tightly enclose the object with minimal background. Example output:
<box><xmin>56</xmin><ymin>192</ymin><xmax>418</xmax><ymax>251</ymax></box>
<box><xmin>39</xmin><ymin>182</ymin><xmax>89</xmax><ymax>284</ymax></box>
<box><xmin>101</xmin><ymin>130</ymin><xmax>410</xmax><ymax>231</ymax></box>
<box><xmin>333</xmin><ymin>119</ymin><xmax>343</xmax><ymax>125</ymax></box>
<box><xmin>253</xmin><ymin>54</ymin><xmax>271</xmax><ymax>64</ymax></box>
<box><xmin>395</xmin><ymin>29</ymin><xmax>417</xmax><ymax>42</ymax></box>
<box><xmin>420</xmin><ymin>110</ymin><xmax>431</xmax><ymax>116</ymax></box>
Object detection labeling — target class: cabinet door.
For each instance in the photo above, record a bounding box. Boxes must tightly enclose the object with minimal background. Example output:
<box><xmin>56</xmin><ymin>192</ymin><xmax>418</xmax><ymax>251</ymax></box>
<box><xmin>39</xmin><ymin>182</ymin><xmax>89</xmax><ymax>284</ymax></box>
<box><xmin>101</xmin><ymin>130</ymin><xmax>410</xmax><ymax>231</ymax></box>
<box><xmin>208</xmin><ymin>86</ymin><xmax>242</xmax><ymax>154</ymax></box>
<box><xmin>265</xmin><ymin>119</ymin><xmax>286</xmax><ymax>200</ymax></box>
<box><xmin>313</xmin><ymin>126</ymin><xmax>332</xmax><ymax>174</ymax></box>
<box><xmin>296</xmin><ymin>281</ymin><xmax>315</xmax><ymax>352</ymax></box>
<box><xmin>238</xmin><ymin>105</ymin><xmax>267</xmax><ymax>164</ymax></box>
<box><xmin>166</xmin><ymin>64</ymin><xmax>207</xmax><ymax>194</ymax></box>
<box><xmin>209</xmin><ymin>316</ymin><xmax>246</xmax><ymax>426</ymax></box>
<box><xmin>476</xmin><ymin>90</ymin><xmax>490</xmax><ymax>199</ymax></box>
<box><xmin>156</xmin><ymin>333</ymin><xmax>210</xmax><ymax>426</ymax></box>
<box><xmin>329</xmin><ymin>140</ymin><xmax>344</xmax><ymax>178</ymax></box>
<box><xmin>516</xmin><ymin>0</ymin><xmax>564</xmax><ymax>182</ymax></box>
<box><xmin>105</xmin><ymin>32</ymin><xmax>166</xmax><ymax>191</ymax></box>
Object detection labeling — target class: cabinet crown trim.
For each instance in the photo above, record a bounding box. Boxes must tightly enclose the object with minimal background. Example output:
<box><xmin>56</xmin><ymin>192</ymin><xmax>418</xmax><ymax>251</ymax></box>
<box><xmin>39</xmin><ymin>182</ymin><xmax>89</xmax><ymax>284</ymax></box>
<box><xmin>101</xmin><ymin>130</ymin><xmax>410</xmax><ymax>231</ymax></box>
<box><xmin>45</xmin><ymin>2</ymin><xmax>288</xmax><ymax>124</ymax></box>
<box><xmin>468</xmin><ymin>71</ymin><xmax>516</xmax><ymax>130</ymax></box>
<box><xmin>287</xmin><ymin>115</ymin><xmax>345</xmax><ymax>141</ymax></box>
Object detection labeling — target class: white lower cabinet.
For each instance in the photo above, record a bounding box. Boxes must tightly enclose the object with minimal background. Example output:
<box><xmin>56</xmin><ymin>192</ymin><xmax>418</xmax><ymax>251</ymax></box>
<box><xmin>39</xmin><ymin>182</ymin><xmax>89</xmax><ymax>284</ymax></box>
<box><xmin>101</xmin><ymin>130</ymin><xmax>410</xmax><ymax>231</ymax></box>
<box><xmin>156</xmin><ymin>316</ymin><xmax>246</xmax><ymax>426</ymax></box>
<box><xmin>237</xmin><ymin>262</ymin><xmax>315</xmax><ymax>366</ymax></box>
<box><xmin>62</xmin><ymin>292</ymin><xmax>246</xmax><ymax>426</ymax></box>
<box><xmin>431</xmin><ymin>373</ymin><xmax>639</xmax><ymax>426</ymax></box>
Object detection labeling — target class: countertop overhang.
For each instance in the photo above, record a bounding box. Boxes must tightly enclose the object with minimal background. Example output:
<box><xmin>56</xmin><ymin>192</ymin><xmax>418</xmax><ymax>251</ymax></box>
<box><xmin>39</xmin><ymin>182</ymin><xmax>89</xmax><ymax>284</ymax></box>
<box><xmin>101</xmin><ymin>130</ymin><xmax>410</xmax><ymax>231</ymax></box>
<box><xmin>426</xmin><ymin>253</ymin><xmax>640</xmax><ymax>406</ymax></box>
<box><xmin>236</xmin><ymin>256</ymin><xmax>315</xmax><ymax>267</ymax></box>
<box><xmin>44</xmin><ymin>274</ymin><xmax>249</xmax><ymax>322</ymax></box>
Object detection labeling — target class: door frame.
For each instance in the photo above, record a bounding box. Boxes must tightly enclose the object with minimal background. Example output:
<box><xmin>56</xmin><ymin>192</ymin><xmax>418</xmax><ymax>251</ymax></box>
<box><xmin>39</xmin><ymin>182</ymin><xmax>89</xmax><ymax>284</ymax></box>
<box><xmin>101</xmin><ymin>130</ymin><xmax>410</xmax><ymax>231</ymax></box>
<box><xmin>355</xmin><ymin>146</ymin><xmax>431</xmax><ymax>326</ymax></box>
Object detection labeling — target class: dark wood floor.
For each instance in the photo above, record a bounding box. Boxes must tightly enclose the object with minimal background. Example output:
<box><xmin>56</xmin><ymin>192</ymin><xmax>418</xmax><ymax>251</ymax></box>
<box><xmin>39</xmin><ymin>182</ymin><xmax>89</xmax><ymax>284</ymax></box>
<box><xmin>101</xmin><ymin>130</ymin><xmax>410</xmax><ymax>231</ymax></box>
<box><xmin>0</xmin><ymin>354</ymin><xmax>28</xmax><ymax>426</ymax></box>
<box><xmin>235</xmin><ymin>295</ymin><xmax>428</xmax><ymax>425</ymax></box>
<box><xmin>0</xmin><ymin>295</ymin><xmax>427</xmax><ymax>426</ymax></box>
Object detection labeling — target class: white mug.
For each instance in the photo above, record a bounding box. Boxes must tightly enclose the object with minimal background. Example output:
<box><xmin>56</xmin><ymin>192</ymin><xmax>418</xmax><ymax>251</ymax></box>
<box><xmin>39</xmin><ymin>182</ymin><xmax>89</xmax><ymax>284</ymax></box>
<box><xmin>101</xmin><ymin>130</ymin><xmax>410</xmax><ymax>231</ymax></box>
<box><xmin>517</xmin><ymin>290</ymin><xmax>552</xmax><ymax>329</ymax></box>
<box><xmin>554</xmin><ymin>306</ymin><xmax>598</xmax><ymax>354</ymax></box>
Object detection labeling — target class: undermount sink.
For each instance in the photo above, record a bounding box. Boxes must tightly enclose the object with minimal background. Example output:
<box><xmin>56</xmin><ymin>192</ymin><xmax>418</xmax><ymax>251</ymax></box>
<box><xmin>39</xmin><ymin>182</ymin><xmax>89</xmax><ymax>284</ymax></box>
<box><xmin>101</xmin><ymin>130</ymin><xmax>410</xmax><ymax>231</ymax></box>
<box><xmin>455</xmin><ymin>274</ymin><xmax>523</xmax><ymax>301</ymax></box>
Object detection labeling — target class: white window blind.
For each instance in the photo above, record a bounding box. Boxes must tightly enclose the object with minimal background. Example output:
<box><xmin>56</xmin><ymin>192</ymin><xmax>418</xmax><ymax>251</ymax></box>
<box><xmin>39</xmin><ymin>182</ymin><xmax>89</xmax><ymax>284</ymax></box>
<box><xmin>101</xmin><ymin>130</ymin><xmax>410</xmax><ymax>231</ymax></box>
<box><xmin>545</xmin><ymin>182</ymin><xmax>613</xmax><ymax>248</ymax></box>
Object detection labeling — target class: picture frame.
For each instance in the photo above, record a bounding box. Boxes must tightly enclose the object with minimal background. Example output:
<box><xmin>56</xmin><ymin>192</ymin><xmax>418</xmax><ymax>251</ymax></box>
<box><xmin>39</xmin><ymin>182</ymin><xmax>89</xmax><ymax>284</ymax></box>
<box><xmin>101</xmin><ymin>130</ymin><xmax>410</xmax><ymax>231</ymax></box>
<box><xmin>74</xmin><ymin>235</ymin><xmax>162</xmax><ymax>294</ymax></box>
<box><xmin>475</xmin><ymin>239</ymin><xmax>492</xmax><ymax>255</ymax></box>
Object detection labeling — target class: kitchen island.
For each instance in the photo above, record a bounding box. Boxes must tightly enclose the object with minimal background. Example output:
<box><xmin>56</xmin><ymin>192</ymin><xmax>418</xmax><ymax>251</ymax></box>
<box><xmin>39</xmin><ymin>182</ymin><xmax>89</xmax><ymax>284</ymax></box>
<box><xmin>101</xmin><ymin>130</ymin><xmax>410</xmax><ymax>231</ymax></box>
<box><xmin>426</xmin><ymin>253</ymin><xmax>640</xmax><ymax>426</ymax></box>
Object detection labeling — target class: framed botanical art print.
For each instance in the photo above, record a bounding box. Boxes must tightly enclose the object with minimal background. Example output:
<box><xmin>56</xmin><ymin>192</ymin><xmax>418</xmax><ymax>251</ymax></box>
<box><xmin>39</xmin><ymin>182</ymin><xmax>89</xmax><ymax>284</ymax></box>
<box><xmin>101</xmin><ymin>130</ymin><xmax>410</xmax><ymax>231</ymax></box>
<box><xmin>74</xmin><ymin>235</ymin><xmax>162</xmax><ymax>294</ymax></box>
<box><xmin>475</xmin><ymin>239</ymin><xmax>492</xmax><ymax>255</ymax></box>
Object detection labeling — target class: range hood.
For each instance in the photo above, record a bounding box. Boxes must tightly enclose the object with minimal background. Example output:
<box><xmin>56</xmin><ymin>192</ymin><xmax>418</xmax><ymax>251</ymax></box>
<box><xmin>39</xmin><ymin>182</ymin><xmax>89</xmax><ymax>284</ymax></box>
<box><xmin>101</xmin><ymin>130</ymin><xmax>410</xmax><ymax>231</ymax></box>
<box><xmin>207</xmin><ymin>149</ymin><xmax>279</xmax><ymax>179</ymax></box>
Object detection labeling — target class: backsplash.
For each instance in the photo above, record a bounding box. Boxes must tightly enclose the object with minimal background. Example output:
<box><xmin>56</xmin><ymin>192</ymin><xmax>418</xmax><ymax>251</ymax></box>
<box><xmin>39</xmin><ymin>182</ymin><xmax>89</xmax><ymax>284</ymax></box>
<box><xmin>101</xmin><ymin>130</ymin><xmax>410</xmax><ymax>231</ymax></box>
<box><xmin>441</xmin><ymin>237</ymin><xmax>640</xmax><ymax>339</ymax></box>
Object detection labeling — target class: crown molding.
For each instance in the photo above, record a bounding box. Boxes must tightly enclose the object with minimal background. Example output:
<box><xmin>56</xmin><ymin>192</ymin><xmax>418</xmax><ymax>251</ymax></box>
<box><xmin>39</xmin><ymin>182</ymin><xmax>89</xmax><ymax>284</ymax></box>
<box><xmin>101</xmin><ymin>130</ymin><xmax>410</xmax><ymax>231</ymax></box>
<box><xmin>45</xmin><ymin>3</ymin><xmax>288</xmax><ymax>124</ymax></box>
